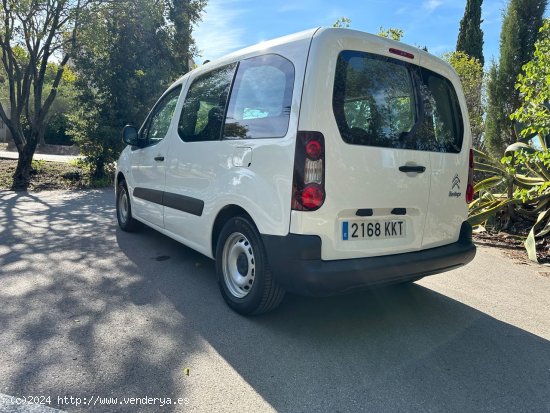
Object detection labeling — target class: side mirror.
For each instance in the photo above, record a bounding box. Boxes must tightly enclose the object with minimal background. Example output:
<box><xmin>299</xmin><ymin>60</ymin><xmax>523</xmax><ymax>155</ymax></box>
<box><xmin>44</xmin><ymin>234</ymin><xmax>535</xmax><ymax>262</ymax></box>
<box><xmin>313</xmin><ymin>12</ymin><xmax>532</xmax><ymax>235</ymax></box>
<box><xmin>122</xmin><ymin>125</ymin><xmax>139</xmax><ymax>146</ymax></box>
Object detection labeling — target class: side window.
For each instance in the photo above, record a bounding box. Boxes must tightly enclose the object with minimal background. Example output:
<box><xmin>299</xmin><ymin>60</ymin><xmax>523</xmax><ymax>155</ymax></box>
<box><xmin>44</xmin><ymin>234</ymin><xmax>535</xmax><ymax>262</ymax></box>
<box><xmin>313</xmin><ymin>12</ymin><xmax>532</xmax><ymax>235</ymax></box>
<box><xmin>223</xmin><ymin>54</ymin><xmax>294</xmax><ymax>140</ymax></box>
<box><xmin>178</xmin><ymin>64</ymin><xmax>236</xmax><ymax>142</ymax></box>
<box><xmin>142</xmin><ymin>86</ymin><xmax>182</xmax><ymax>146</ymax></box>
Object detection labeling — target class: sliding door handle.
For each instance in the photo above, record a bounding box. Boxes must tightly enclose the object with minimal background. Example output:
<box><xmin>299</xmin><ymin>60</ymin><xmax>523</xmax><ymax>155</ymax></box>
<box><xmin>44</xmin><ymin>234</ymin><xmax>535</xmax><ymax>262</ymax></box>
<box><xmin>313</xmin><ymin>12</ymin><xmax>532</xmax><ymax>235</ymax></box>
<box><xmin>399</xmin><ymin>165</ymin><xmax>425</xmax><ymax>173</ymax></box>
<box><xmin>154</xmin><ymin>156</ymin><xmax>165</xmax><ymax>162</ymax></box>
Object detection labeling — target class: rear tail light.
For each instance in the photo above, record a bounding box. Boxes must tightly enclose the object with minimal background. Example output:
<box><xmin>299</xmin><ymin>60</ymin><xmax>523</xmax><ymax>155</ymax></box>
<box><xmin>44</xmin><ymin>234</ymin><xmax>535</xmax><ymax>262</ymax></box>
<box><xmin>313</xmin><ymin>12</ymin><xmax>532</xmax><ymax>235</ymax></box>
<box><xmin>292</xmin><ymin>131</ymin><xmax>325</xmax><ymax>211</ymax></box>
<box><xmin>466</xmin><ymin>148</ymin><xmax>474</xmax><ymax>203</ymax></box>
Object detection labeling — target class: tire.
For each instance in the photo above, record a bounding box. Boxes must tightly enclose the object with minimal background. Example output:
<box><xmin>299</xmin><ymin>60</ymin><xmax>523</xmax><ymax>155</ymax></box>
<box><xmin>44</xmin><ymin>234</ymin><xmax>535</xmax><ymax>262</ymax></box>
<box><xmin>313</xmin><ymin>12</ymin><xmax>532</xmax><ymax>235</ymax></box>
<box><xmin>216</xmin><ymin>216</ymin><xmax>285</xmax><ymax>315</ymax></box>
<box><xmin>116</xmin><ymin>180</ymin><xmax>141</xmax><ymax>232</ymax></box>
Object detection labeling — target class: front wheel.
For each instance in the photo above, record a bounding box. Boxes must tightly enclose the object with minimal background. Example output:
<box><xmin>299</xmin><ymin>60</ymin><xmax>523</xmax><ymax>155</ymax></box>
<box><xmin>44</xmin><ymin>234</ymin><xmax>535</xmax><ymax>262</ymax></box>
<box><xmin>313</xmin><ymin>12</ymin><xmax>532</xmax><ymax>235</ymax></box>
<box><xmin>116</xmin><ymin>180</ymin><xmax>141</xmax><ymax>232</ymax></box>
<box><xmin>216</xmin><ymin>216</ymin><xmax>285</xmax><ymax>315</ymax></box>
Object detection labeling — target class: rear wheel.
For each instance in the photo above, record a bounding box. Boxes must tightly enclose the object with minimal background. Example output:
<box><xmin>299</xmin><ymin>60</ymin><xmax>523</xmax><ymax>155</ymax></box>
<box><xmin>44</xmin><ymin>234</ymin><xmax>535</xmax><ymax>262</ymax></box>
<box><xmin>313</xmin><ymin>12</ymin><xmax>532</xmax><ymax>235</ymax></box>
<box><xmin>116</xmin><ymin>180</ymin><xmax>141</xmax><ymax>232</ymax></box>
<box><xmin>216</xmin><ymin>216</ymin><xmax>285</xmax><ymax>315</ymax></box>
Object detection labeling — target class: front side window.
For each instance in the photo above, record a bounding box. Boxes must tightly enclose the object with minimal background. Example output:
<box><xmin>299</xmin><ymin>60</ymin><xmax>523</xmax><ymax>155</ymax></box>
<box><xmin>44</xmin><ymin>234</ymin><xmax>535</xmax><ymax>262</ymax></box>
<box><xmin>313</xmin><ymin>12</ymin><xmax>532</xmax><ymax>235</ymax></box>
<box><xmin>178</xmin><ymin>64</ymin><xmax>236</xmax><ymax>142</ymax></box>
<box><xmin>333</xmin><ymin>51</ymin><xmax>463</xmax><ymax>153</ymax></box>
<box><xmin>223</xmin><ymin>54</ymin><xmax>294</xmax><ymax>140</ymax></box>
<box><xmin>141</xmin><ymin>86</ymin><xmax>182</xmax><ymax>146</ymax></box>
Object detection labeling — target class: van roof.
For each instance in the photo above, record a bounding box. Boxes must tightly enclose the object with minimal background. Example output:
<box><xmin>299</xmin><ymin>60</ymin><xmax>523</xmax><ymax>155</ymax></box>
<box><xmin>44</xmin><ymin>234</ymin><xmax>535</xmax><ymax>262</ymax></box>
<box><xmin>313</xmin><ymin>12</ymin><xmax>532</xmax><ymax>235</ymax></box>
<box><xmin>176</xmin><ymin>27</ymin><xmax>458</xmax><ymax>86</ymax></box>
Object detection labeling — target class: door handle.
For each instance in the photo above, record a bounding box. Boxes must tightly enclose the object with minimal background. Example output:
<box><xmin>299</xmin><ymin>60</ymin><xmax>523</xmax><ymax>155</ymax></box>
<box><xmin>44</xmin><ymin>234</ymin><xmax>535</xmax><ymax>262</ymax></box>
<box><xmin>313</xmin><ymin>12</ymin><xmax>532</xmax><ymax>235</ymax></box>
<box><xmin>399</xmin><ymin>165</ymin><xmax>425</xmax><ymax>173</ymax></box>
<box><xmin>154</xmin><ymin>156</ymin><xmax>165</xmax><ymax>162</ymax></box>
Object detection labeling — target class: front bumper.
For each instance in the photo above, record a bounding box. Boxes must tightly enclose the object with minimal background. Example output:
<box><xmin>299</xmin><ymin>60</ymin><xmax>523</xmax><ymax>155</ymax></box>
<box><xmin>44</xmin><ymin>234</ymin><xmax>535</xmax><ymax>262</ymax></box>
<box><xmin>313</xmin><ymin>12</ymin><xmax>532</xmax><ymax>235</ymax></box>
<box><xmin>261</xmin><ymin>221</ymin><xmax>476</xmax><ymax>296</ymax></box>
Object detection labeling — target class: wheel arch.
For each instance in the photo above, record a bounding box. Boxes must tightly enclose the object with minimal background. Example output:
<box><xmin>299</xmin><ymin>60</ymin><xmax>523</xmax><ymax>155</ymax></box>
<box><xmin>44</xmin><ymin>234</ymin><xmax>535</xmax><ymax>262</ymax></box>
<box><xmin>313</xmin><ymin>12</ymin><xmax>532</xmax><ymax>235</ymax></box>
<box><xmin>116</xmin><ymin>171</ymin><xmax>126</xmax><ymax>189</ymax></box>
<box><xmin>211</xmin><ymin>205</ymin><xmax>256</xmax><ymax>257</ymax></box>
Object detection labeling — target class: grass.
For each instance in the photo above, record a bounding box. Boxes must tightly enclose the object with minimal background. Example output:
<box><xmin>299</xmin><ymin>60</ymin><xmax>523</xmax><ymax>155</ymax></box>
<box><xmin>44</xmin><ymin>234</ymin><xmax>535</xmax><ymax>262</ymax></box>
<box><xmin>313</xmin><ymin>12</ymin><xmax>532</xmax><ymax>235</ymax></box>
<box><xmin>0</xmin><ymin>158</ymin><xmax>113</xmax><ymax>191</ymax></box>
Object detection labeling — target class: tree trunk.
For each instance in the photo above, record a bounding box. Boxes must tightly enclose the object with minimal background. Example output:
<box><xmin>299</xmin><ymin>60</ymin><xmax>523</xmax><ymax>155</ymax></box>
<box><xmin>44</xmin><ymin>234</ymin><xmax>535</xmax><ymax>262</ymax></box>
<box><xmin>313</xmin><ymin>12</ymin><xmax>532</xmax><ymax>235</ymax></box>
<box><xmin>92</xmin><ymin>159</ymin><xmax>105</xmax><ymax>180</ymax></box>
<box><xmin>11</xmin><ymin>141</ymin><xmax>38</xmax><ymax>191</ymax></box>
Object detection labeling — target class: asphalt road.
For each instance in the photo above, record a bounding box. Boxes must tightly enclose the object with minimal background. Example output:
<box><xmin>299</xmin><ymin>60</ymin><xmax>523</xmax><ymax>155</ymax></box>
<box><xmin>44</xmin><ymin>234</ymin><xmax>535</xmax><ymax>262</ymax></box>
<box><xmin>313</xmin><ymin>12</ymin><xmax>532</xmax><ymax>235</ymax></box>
<box><xmin>0</xmin><ymin>189</ymin><xmax>549</xmax><ymax>413</ymax></box>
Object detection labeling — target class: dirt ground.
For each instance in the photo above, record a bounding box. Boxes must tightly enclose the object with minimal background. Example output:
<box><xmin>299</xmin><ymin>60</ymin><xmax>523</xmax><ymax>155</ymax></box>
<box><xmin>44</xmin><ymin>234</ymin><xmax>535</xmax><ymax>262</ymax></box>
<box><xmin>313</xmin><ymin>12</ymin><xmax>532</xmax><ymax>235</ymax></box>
<box><xmin>0</xmin><ymin>159</ymin><xmax>110</xmax><ymax>191</ymax></box>
<box><xmin>473</xmin><ymin>230</ymin><xmax>549</xmax><ymax>265</ymax></box>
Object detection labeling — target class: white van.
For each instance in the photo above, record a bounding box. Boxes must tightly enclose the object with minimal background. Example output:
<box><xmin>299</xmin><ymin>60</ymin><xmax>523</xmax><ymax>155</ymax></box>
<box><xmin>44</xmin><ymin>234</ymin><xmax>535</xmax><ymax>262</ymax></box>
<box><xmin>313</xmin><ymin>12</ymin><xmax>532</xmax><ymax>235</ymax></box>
<box><xmin>115</xmin><ymin>28</ymin><xmax>476</xmax><ymax>315</ymax></box>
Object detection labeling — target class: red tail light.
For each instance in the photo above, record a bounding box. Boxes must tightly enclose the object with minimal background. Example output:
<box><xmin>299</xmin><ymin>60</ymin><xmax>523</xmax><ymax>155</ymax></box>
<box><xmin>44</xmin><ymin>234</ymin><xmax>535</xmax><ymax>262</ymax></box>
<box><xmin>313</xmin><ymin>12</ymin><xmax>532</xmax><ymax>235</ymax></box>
<box><xmin>301</xmin><ymin>184</ymin><xmax>324</xmax><ymax>209</ymax></box>
<box><xmin>466</xmin><ymin>148</ymin><xmax>474</xmax><ymax>203</ymax></box>
<box><xmin>389</xmin><ymin>48</ymin><xmax>415</xmax><ymax>60</ymax></box>
<box><xmin>292</xmin><ymin>131</ymin><xmax>325</xmax><ymax>211</ymax></box>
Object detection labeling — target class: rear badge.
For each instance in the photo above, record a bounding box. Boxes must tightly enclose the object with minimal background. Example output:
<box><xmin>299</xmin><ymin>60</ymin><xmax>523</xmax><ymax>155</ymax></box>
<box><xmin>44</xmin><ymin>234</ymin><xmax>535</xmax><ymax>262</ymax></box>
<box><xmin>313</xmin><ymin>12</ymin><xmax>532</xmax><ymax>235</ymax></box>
<box><xmin>449</xmin><ymin>173</ymin><xmax>462</xmax><ymax>198</ymax></box>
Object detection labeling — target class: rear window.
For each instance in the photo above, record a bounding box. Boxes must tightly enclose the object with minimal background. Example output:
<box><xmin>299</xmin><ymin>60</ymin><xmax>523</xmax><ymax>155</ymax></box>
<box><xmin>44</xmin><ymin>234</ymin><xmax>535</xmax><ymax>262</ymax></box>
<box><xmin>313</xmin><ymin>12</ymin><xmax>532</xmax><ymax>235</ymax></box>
<box><xmin>333</xmin><ymin>51</ymin><xmax>463</xmax><ymax>153</ymax></box>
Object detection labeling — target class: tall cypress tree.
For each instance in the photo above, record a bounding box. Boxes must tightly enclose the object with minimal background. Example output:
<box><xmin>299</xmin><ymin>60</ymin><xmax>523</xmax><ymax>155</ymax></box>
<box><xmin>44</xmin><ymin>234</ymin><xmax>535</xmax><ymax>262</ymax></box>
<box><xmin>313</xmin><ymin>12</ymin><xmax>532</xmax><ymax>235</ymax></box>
<box><xmin>484</xmin><ymin>0</ymin><xmax>547</xmax><ymax>156</ymax></box>
<box><xmin>167</xmin><ymin>0</ymin><xmax>208</xmax><ymax>74</ymax></box>
<box><xmin>456</xmin><ymin>0</ymin><xmax>485</xmax><ymax>65</ymax></box>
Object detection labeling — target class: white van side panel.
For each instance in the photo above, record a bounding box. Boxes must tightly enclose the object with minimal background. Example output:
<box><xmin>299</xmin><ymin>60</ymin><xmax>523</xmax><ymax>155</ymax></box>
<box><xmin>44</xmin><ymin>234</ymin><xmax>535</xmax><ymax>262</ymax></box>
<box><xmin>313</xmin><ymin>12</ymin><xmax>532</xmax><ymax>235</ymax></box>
<box><xmin>162</xmin><ymin>33</ymin><xmax>315</xmax><ymax>258</ymax></box>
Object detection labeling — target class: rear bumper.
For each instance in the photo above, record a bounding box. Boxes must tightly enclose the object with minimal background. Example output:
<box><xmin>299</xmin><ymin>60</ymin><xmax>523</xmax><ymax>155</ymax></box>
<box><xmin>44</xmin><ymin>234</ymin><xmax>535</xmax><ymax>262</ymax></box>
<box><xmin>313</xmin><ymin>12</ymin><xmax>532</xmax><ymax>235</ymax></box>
<box><xmin>261</xmin><ymin>221</ymin><xmax>476</xmax><ymax>296</ymax></box>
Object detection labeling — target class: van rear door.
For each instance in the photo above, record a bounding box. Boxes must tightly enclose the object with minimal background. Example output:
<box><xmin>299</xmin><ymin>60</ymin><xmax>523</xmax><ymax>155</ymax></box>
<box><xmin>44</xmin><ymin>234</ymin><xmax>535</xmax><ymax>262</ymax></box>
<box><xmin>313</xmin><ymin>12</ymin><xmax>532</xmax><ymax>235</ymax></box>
<box><xmin>295</xmin><ymin>32</ymin><xmax>469</xmax><ymax>261</ymax></box>
<box><xmin>325</xmin><ymin>50</ymin><xmax>432</xmax><ymax>259</ymax></box>
<box><xmin>416</xmin><ymin>62</ymin><xmax>469</xmax><ymax>249</ymax></box>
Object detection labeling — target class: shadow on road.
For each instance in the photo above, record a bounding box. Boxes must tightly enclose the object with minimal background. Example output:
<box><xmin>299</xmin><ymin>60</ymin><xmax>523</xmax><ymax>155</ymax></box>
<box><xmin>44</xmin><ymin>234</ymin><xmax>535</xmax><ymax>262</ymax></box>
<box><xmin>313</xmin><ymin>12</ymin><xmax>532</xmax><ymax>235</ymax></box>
<box><xmin>116</xmin><ymin>213</ymin><xmax>550</xmax><ymax>412</ymax></box>
<box><xmin>0</xmin><ymin>189</ymin><xmax>548</xmax><ymax>412</ymax></box>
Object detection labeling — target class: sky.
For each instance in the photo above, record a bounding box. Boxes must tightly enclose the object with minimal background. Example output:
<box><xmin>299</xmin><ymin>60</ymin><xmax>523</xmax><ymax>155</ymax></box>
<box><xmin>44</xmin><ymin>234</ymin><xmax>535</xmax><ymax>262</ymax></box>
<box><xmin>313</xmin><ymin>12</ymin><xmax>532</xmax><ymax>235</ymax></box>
<box><xmin>193</xmin><ymin>0</ymin><xmax>512</xmax><ymax>66</ymax></box>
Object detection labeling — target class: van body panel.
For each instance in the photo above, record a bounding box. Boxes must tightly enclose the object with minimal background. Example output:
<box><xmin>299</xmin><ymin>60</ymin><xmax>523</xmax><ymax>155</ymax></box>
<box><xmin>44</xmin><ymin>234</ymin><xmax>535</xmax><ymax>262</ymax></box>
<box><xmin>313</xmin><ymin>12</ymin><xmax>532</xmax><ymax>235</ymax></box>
<box><xmin>292</xmin><ymin>28</ymin><xmax>471</xmax><ymax>260</ymax></box>
<box><xmin>422</xmin><ymin>72</ymin><xmax>472</xmax><ymax>249</ymax></box>
<box><xmin>123</xmin><ymin>82</ymin><xmax>188</xmax><ymax>229</ymax></box>
<box><xmin>295</xmin><ymin>29</ymin><xmax>431</xmax><ymax>260</ymax></box>
<box><xmin>162</xmin><ymin>33</ymin><xmax>314</xmax><ymax>256</ymax></box>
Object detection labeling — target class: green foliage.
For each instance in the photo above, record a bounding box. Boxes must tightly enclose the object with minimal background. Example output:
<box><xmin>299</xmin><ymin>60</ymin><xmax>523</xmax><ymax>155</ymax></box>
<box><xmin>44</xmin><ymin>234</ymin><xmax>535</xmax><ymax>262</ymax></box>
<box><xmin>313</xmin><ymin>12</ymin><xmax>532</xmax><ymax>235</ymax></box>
<box><xmin>0</xmin><ymin>0</ymin><xmax>94</xmax><ymax>189</ymax></box>
<box><xmin>456</xmin><ymin>0</ymin><xmax>484</xmax><ymax>65</ymax></box>
<box><xmin>510</xmin><ymin>19</ymin><xmax>550</xmax><ymax>149</ymax></box>
<box><xmin>469</xmin><ymin>144</ymin><xmax>550</xmax><ymax>262</ymax></box>
<box><xmin>167</xmin><ymin>0</ymin><xmax>208</xmax><ymax>74</ymax></box>
<box><xmin>43</xmin><ymin>63</ymin><xmax>78</xmax><ymax>146</ymax></box>
<box><xmin>69</xmin><ymin>105</ymin><xmax>122</xmax><ymax>180</ymax></box>
<box><xmin>333</xmin><ymin>17</ymin><xmax>351</xmax><ymax>28</ymax></box>
<box><xmin>377</xmin><ymin>27</ymin><xmax>404</xmax><ymax>41</ymax></box>
<box><xmin>484</xmin><ymin>0</ymin><xmax>547</xmax><ymax>158</ymax></box>
<box><xmin>69</xmin><ymin>0</ymin><xmax>205</xmax><ymax>178</ymax></box>
<box><xmin>31</xmin><ymin>160</ymin><xmax>47</xmax><ymax>173</ymax></box>
<box><xmin>444</xmin><ymin>51</ymin><xmax>485</xmax><ymax>148</ymax></box>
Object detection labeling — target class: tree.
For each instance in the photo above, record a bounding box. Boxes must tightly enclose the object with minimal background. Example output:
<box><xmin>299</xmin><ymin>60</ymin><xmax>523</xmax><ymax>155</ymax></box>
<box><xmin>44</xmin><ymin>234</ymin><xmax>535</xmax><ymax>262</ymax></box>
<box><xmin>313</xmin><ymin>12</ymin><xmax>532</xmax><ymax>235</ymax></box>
<box><xmin>167</xmin><ymin>0</ymin><xmax>207</xmax><ymax>74</ymax></box>
<box><xmin>42</xmin><ymin>64</ymin><xmax>77</xmax><ymax>146</ymax></box>
<box><xmin>456</xmin><ymin>0</ymin><xmax>485</xmax><ymax>66</ymax></box>
<box><xmin>0</xmin><ymin>0</ymin><xmax>94</xmax><ymax>190</ymax></box>
<box><xmin>444</xmin><ymin>51</ymin><xmax>485</xmax><ymax>148</ymax></box>
<box><xmin>378</xmin><ymin>26</ymin><xmax>404</xmax><ymax>42</ymax></box>
<box><xmin>69</xmin><ymin>0</ymin><xmax>206</xmax><ymax>178</ymax></box>
<box><xmin>70</xmin><ymin>0</ymin><xmax>172</xmax><ymax>178</ymax></box>
<box><xmin>511</xmin><ymin>19</ymin><xmax>550</xmax><ymax>149</ymax></box>
<box><xmin>484</xmin><ymin>0</ymin><xmax>547</xmax><ymax>157</ymax></box>
<box><xmin>333</xmin><ymin>17</ymin><xmax>351</xmax><ymax>28</ymax></box>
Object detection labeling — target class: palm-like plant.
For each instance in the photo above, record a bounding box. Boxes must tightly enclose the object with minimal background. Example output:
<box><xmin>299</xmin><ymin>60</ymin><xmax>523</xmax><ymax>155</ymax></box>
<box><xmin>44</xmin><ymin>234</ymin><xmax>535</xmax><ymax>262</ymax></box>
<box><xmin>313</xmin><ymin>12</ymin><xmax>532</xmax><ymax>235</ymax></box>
<box><xmin>468</xmin><ymin>144</ymin><xmax>550</xmax><ymax>262</ymax></box>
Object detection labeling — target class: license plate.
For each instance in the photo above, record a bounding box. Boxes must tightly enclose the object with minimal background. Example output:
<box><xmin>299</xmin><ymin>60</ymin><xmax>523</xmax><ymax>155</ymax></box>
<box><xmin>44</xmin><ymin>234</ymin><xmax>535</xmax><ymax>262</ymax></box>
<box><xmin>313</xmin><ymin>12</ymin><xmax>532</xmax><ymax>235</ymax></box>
<box><xmin>342</xmin><ymin>220</ymin><xmax>405</xmax><ymax>240</ymax></box>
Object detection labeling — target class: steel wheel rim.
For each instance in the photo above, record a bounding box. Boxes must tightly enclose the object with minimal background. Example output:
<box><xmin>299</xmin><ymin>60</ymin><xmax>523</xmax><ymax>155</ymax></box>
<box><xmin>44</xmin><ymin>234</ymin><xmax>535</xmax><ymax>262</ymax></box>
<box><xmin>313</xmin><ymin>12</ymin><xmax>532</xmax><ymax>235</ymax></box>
<box><xmin>119</xmin><ymin>189</ymin><xmax>129</xmax><ymax>224</ymax></box>
<box><xmin>222</xmin><ymin>232</ymin><xmax>256</xmax><ymax>298</ymax></box>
